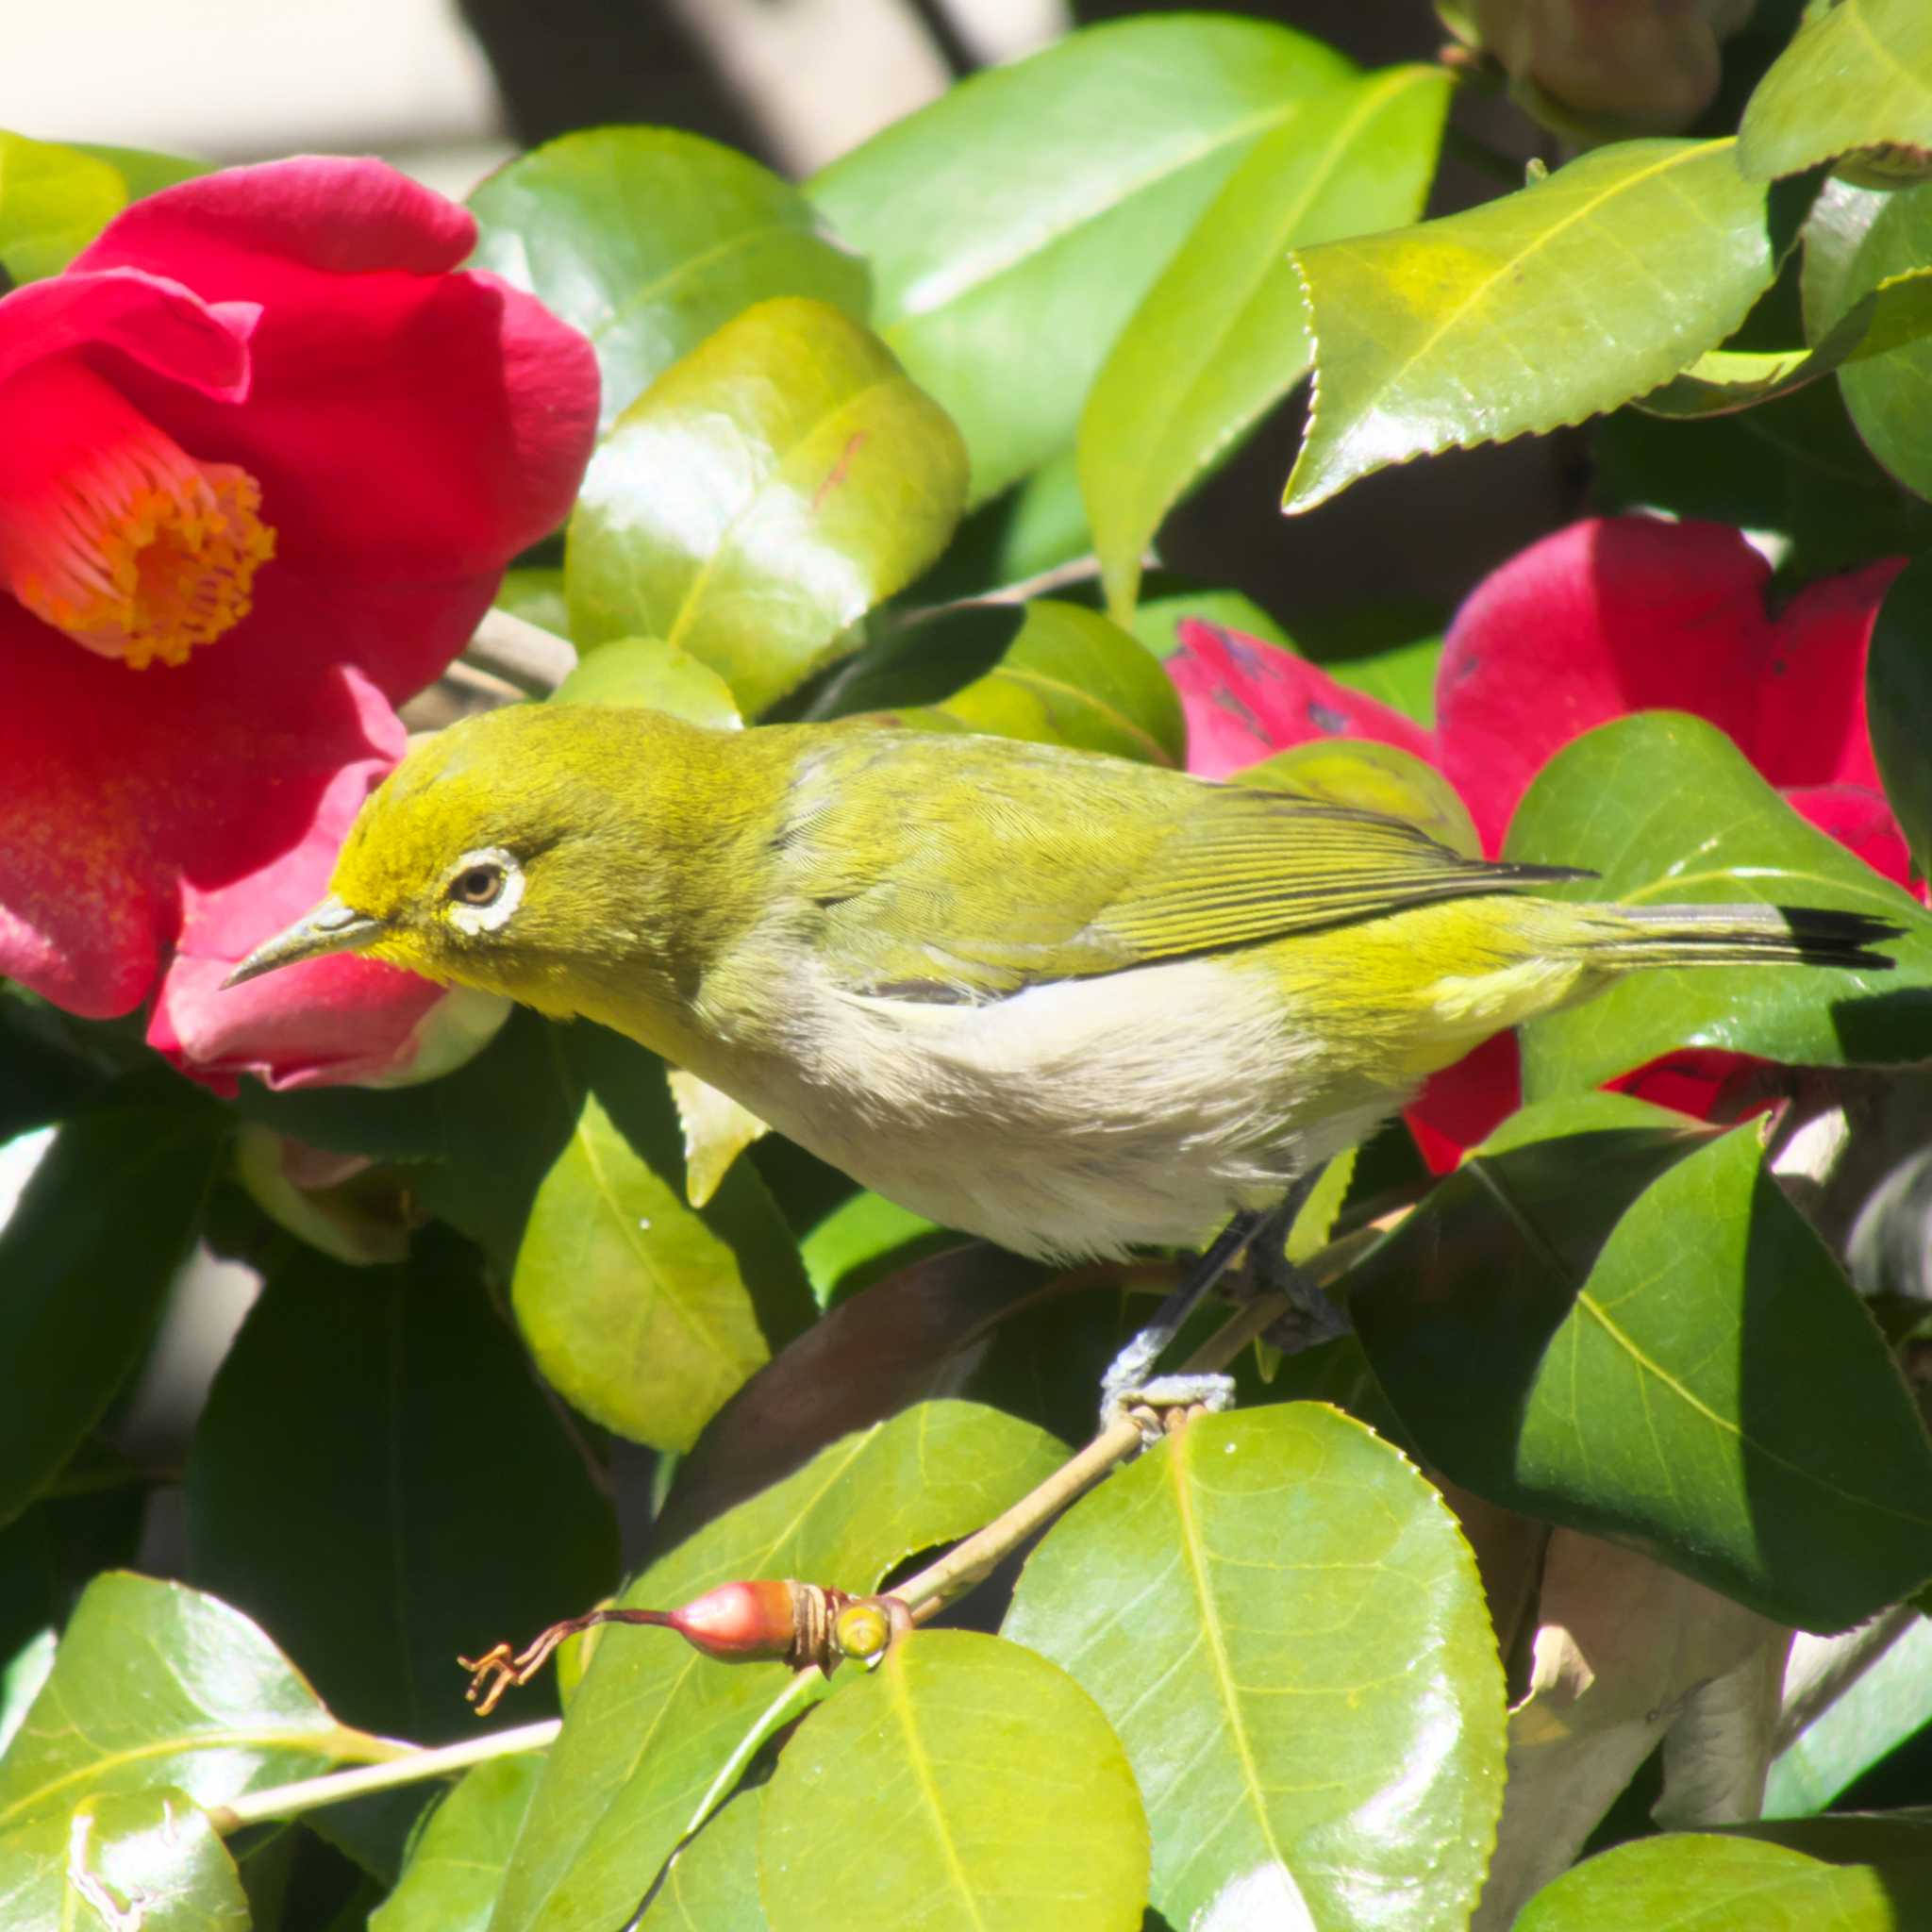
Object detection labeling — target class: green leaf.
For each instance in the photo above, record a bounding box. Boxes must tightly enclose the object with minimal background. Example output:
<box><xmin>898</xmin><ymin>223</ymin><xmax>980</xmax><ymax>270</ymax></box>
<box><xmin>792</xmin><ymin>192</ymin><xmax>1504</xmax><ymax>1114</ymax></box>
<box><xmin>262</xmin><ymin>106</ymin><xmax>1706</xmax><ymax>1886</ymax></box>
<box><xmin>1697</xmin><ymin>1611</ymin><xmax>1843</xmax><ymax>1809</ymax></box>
<box><xmin>1636</xmin><ymin>266</ymin><xmax>1932</xmax><ymax>418</ymax></box>
<box><xmin>490</xmin><ymin>1401</ymin><xmax>1066</xmax><ymax>1932</ymax></box>
<box><xmin>567</xmin><ymin>297</ymin><xmax>967</xmax><ymax>714</ymax></box>
<box><xmin>811</xmin><ymin>15</ymin><xmax>1357</xmax><ymax>504</ymax></box>
<box><xmin>650</xmin><ymin>1785</ymin><xmax>766</xmax><ymax>1928</ymax></box>
<box><xmin>1516</xmin><ymin>1830</ymin><xmax>1932</xmax><ymax>1930</ymax></box>
<box><xmin>0</xmin><ymin>1103</ymin><xmax>223</xmax><ymax>1527</ymax></box>
<box><xmin>1807</xmin><ymin>178</ymin><xmax>1932</xmax><ymax>500</ymax></box>
<box><xmin>552</xmin><ymin>638</ymin><xmax>742</xmax><ymax>725</ymax></box>
<box><xmin>799</xmin><ymin>1190</ymin><xmax>945</xmax><ymax>1306</ymax></box>
<box><xmin>1083</xmin><ymin>65</ymin><xmax>1450</xmax><ymax>620</ymax></box>
<box><xmin>855</xmin><ymin>600</ymin><xmax>1185</xmax><ymax>763</ymax></box>
<box><xmin>371</xmin><ymin>1753</ymin><xmax>545</xmax><ymax>1932</ymax></box>
<box><xmin>492</xmin><ymin>567</ymin><xmax>571</xmax><ymax>639</ymax></box>
<box><xmin>1005</xmin><ymin>1404</ymin><xmax>1505</xmax><ymax>1932</ymax></box>
<box><xmin>73</xmin><ymin>143</ymin><xmax>211</xmax><ymax>201</ymax></box>
<box><xmin>1349</xmin><ymin>1114</ymin><xmax>1932</xmax><ymax>1628</ymax></box>
<box><xmin>512</xmin><ymin>1025</ymin><xmax>810</xmax><ymax>1453</ymax></box>
<box><xmin>1869</xmin><ymin>554</ymin><xmax>1932</xmax><ymax>880</ymax></box>
<box><xmin>184</xmin><ymin>1238</ymin><xmax>619</xmax><ymax>1741</ymax></box>
<box><xmin>760</xmin><ymin>1630</ymin><xmax>1149</xmax><ymax>1932</ymax></box>
<box><xmin>1285</xmin><ymin>140</ymin><xmax>1790</xmax><ymax>512</ymax></box>
<box><xmin>1233</xmin><ymin>738</ymin><xmax>1479</xmax><ymax>857</ymax></box>
<box><xmin>1768</xmin><ymin>1614</ymin><xmax>1932</xmax><ymax>1816</ymax></box>
<box><xmin>469</xmin><ymin>127</ymin><xmax>869</xmax><ymax>432</ymax></box>
<box><xmin>0</xmin><ymin>130</ymin><xmax>125</xmax><ymax>280</ymax></box>
<box><xmin>1739</xmin><ymin>0</ymin><xmax>1932</xmax><ymax>185</ymax></box>
<box><xmin>0</xmin><ymin>1789</ymin><xmax>248</xmax><ymax>1932</ymax></box>
<box><xmin>1509</xmin><ymin>714</ymin><xmax>1932</xmax><ymax>1096</ymax></box>
<box><xmin>0</xmin><ymin>1572</ymin><xmax>354</xmax><ymax>1828</ymax></box>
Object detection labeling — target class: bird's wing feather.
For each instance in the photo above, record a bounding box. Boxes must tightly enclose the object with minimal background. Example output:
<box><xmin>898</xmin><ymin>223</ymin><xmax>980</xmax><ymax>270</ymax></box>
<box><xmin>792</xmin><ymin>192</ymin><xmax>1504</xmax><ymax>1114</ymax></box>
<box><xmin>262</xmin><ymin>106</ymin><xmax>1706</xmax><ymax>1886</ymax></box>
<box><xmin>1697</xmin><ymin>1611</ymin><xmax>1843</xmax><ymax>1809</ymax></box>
<box><xmin>778</xmin><ymin>732</ymin><xmax>1579</xmax><ymax>1001</ymax></box>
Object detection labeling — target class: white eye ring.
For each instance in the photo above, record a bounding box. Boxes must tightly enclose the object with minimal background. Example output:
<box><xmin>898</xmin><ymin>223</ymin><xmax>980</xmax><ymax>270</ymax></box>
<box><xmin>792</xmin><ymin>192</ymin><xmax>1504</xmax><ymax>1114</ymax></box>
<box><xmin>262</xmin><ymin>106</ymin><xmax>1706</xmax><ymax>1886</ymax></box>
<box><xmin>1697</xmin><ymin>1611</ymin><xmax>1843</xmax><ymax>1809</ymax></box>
<box><xmin>442</xmin><ymin>847</ymin><xmax>525</xmax><ymax>935</ymax></box>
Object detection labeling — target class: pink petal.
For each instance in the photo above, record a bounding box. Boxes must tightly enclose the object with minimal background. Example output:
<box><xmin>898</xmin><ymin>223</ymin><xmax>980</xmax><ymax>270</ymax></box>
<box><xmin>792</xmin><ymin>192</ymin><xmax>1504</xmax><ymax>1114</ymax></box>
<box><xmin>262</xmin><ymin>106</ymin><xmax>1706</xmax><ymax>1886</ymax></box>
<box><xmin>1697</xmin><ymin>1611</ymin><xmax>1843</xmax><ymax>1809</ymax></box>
<box><xmin>73</xmin><ymin>156</ymin><xmax>477</xmax><ymax>283</ymax></box>
<box><xmin>150</xmin><ymin>950</ymin><xmax>454</xmax><ymax>1095</ymax></box>
<box><xmin>0</xmin><ymin>267</ymin><xmax>255</xmax><ymax>397</ymax></box>
<box><xmin>1436</xmin><ymin>519</ymin><xmax>1902</xmax><ymax>853</ymax></box>
<box><xmin>1170</xmin><ymin>620</ymin><xmax>1438</xmax><ymax>779</ymax></box>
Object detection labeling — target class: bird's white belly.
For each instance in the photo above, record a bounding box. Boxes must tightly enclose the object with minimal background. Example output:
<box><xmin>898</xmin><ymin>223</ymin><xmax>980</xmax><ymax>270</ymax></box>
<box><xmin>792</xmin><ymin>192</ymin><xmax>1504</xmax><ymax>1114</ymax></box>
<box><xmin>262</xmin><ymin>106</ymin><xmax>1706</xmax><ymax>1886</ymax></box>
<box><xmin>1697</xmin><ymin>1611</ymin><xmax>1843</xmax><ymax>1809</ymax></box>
<box><xmin>705</xmin><ymin>956</ymin><xmax>1403</xmax><ymax>1260</ymax></box>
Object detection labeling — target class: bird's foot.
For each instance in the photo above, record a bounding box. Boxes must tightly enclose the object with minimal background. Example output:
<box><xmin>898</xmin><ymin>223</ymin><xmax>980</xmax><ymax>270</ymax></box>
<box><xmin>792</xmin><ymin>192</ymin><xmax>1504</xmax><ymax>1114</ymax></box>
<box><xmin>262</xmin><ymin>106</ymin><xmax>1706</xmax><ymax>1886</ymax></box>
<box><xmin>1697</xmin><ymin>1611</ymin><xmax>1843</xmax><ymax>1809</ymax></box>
<box><xmin>1102</xmin><ymin>1371</ymin><xmax>1238</xmax><ymax>1444</ymax></box>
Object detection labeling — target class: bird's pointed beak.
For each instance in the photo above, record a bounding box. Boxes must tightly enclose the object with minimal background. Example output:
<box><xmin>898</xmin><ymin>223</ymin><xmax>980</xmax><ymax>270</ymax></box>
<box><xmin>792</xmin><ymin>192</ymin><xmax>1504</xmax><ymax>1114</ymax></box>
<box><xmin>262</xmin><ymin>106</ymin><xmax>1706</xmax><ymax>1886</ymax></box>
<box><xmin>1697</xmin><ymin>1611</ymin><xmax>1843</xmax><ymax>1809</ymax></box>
<box><xmin>223</xmin><ymin>896</ymin><xmax>388</xmax><ymax>989</ymax></box>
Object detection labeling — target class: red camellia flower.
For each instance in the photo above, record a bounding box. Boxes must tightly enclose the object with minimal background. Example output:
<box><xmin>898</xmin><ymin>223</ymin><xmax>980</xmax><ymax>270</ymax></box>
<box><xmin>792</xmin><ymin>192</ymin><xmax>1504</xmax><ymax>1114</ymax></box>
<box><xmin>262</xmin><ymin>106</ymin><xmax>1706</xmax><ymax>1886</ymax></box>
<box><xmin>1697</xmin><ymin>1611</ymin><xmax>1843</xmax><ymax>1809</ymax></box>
<box><xmin>0</xmin><ymin>158</ymin><xmax>599</xmax><ymax>1090</ymax></box>
<box><xmin>1170</xmin><ymin>517</ymin><xmax>1920</xmax><ymax>1164</ymax></box>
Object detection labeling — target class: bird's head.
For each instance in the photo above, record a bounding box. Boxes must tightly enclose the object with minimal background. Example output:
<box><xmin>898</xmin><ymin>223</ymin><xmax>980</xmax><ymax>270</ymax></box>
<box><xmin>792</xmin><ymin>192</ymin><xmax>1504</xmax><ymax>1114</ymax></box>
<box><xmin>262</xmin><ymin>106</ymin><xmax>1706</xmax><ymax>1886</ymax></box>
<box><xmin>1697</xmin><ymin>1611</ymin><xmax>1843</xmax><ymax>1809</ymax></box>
<box><xmin>225</xmin><ymin>702</ymin><xmax>727</xmax><ymax>1017</ymax></box>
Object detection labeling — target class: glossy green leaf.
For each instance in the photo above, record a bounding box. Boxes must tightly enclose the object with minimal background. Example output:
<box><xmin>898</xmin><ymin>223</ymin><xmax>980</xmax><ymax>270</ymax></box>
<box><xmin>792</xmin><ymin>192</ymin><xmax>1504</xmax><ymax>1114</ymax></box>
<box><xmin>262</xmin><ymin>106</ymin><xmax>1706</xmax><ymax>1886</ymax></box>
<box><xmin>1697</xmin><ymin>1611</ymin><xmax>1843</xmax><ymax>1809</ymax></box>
<box><xmin>567</xmin><ymin>296</ymin><xmax>968</xmax><ymax>715</ymax></box>
<box><xmin>493</xmin><ymin>567</ymin><xmax>572</xmax><ymax>640</ymax></box>
<box><xmin>185</xmin><ymin>1240</ymin><xmax>618</xmax><ymax>1742</ymax></box>
<box><xmin>1005</xmin><ymin>1404</ymin><xmax>1505</xmax><ymax>1932</ymax></box>
<box><xmin>1516</xmin><ymin>1830</ymin><xmax>1932</xmax><ymax>1930</ymax></box>
<box><xmin>73</xmin><ymin>143</ymin><xmax>210</xmax><ymax>201</ymax></box>
<box><xmin>760</xmin><ymin>1630</ymin><xmax>1149</xmax><ymax>1932</ymax></box>
<box><xmin>1509</xmin><ymin>714</ymin><xmax>1932</xmax><ymax>1096</ymax></box>
<box><xmin>811</xmin><ymin>15</ymin><xmax>1357</xmax><ymax>503</ymax></box>
<box><xmin>650</xmin><ymin>1785</ymin><xmax>766</xmax><ymax>1928</ymax></box>
<box><xmin>1869</xmin><ymin>554</ymin><xmax>1932</xmax><ymax>879</ymax></box>
<box><xmin>1637</xmin><ymin>267</ymin><xmax>1932</xmax><ymax>418</ymax></box>
<box><xmin>512</xmin><ymin>1027</ymin><xmax>810</xmax><ymax>1453</ymax></box>
<box><xmin>469</xmin><ymin>127</ymin><xmax>869</xmax><ymax>432</ymax></box>
<box><xmin>1233</xmin><ymin>739</ymin><xmax>1480</xmax><ymax>857</ymax></box>
<box><xmin>0</xmin><ymin>1103</ymin><xmax>223</xmax><ymax>1527</ymax></box>
<box><xmin>1739</xmin><ymin>0</ymin><xmax>1932</xmax><ymax>184</ymax></box>
<box><xmin>1349</xmin><ymin>1114</ymin><xmax>1932</xmax><ymax>1628</ymax></box>
<box><xmin>1807</xmin><ymin>178</ymin><xmax>1932</xmax><ymax>500</ymax></box>
<box><xmin>491</xmin><ymin>1401</ymin><xmax>1066</xmax><ymax>1932</ymax></box>
<box><xmin>1768</xmin><ymin>1614</ymin><xmax>1932</xmax><ymax>1817</ymax></box>
<box><xmin>1285</xmin><ymin>140</ymin><xmax>1787</xmax><ymax>512</ymax></box>
<box><xmin>1084</xmin><ymin>65</ymin><xmax>1450</xmax><ymax>620</ymax></box>
<box><xmin>799</xmin><ymin>1190</ymin><xmax>945</xmax><ymax>1306</ymax></box>
<box><xmin>0</xmin><ymin>1573</ymin><xmax>356</xmax><ymax>1830</ymax></box>
<box><xmin>0</xmin><ymin>1789</ymin><xmax>248</xmax><ymax>1932</ymax></box>
<box><xmin>371</xmin><ymin>1753</ymin><xmax>545</xmax><ymax>1932</ymax></box>
<box><xmin>0</xmin><ymin>130</ymin><xmax>125</xmax><ymax>280</ymax></box>
<box><xmin>552</xmin><ymin>638</ymin><xmax>742</xmax><ymax>725</ymax></box>
<box><xmin>861</xmin><ymin>600</ymin><xmax>1185</xmax><ymax>763</ymax></box>
<box><xmin>664</xmin><ymin>1068</ymin><xmax>768</xmax><ymax>1210</ymax></box>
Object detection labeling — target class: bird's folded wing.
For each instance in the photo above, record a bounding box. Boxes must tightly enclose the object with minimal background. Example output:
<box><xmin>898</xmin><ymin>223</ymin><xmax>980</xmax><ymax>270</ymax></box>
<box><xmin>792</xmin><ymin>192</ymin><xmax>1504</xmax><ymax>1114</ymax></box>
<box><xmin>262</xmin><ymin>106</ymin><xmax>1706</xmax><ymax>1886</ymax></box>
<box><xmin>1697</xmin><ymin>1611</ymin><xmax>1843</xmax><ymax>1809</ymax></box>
<box><xmin>791</xmin><ymin>755</ymin><xmax>1579</xmax><ymax>1004</ymax></box>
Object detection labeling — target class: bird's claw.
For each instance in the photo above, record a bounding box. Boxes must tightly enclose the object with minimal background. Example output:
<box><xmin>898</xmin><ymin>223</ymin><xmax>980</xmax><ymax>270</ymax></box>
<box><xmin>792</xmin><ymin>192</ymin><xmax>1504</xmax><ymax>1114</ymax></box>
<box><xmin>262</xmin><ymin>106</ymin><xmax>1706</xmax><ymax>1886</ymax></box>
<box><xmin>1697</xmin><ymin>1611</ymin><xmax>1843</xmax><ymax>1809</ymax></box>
<box><xmin>1102</xmin><ymin>1371</ymin><xmax>1237</xmax><ymax>1444</ymax></box>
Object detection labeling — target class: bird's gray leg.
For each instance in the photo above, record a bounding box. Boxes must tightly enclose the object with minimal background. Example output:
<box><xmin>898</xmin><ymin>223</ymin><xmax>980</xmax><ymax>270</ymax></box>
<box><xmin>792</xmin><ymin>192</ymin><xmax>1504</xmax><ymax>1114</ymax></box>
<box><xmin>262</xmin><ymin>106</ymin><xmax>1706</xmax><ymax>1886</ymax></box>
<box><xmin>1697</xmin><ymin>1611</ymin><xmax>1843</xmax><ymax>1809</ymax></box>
<box><xmin>1099</xmin><ymin>1161</ymin><xmax>1344</xmax><ymax>1432</ymax></box>
<box><xmin>1098</xmin><ymin>1208</ymin><xmax>1262</xmax><ymax>1433</ymax></box>
<box><xmin>1246</xmin><ymin>1186</ymin><xmax>1352</xmax><ymax>1353</ymax></box>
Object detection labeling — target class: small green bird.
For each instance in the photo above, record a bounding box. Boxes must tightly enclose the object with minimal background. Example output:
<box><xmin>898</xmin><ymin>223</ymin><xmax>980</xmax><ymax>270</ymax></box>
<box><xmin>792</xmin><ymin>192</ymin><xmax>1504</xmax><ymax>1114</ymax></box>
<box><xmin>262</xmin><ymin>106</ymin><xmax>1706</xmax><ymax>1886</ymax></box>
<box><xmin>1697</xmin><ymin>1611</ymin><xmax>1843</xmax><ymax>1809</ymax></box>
<box><xmin>228</xmin><ymin>702</ymin><xmax>1894</xmax><ymax>1404</ymax></box>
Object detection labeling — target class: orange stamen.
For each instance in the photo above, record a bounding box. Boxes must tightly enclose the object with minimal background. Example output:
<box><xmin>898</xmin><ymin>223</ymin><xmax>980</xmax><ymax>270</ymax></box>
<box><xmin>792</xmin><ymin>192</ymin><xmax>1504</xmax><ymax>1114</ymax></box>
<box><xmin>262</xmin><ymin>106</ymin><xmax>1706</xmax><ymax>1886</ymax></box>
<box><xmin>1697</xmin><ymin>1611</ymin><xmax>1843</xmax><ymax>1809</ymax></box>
<box><xmin>0</xmin><ymin>355</ymin><xmax>275</xmax><ymax>669</ymax></box>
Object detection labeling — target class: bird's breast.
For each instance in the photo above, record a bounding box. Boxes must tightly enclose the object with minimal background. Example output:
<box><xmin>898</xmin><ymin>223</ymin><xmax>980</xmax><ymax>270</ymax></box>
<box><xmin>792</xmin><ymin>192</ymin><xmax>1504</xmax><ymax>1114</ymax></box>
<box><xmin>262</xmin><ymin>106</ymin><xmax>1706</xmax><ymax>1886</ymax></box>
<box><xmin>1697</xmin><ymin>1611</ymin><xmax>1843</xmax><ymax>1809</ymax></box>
<box><xmin>689</xmin><ymin>952</ymin><xmax>1407</xmax><ymax>1260</ymax></box>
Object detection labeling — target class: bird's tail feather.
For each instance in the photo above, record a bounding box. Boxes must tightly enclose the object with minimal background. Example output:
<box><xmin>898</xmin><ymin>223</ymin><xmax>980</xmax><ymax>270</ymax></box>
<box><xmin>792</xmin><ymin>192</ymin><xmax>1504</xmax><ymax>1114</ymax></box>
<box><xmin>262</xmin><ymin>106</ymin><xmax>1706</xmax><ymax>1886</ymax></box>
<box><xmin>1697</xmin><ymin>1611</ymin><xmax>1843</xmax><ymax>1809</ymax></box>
<box><xmin>1585</xmin><ymin>903</ymin><xmax>1902</xmax><ymax>973</ymax></box>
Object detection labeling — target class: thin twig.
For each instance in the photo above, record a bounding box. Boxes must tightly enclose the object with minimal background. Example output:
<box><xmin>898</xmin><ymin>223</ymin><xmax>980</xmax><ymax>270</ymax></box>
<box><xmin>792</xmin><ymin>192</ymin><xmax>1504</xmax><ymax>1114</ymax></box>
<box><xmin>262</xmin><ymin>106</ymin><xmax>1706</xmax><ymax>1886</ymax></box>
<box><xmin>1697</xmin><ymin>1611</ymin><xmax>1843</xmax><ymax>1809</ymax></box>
<box><xmin>207</xmin><ymin>1718</ymin><xmax>560</xmax><ymax>1833</ymax></box>
<box><xmin>894</xmin><ymin>1209</ymin><xmax>1406</xmax><ymax>1622</ymax></box>
<box><xmin>464</xmin><ymin>608</ymin><xmax>577</xmax><ymax>694</ymax></box>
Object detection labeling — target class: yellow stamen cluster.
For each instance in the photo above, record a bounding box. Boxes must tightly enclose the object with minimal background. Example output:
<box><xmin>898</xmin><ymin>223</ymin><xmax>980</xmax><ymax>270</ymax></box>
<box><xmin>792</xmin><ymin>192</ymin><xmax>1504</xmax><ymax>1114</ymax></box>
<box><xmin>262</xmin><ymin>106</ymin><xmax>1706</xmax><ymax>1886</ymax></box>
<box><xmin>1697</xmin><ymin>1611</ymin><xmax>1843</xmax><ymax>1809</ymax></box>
<box><xmin>0</xmin><ymin>358</ymin><xmax>276</xmax><ymax>669</ymax></box>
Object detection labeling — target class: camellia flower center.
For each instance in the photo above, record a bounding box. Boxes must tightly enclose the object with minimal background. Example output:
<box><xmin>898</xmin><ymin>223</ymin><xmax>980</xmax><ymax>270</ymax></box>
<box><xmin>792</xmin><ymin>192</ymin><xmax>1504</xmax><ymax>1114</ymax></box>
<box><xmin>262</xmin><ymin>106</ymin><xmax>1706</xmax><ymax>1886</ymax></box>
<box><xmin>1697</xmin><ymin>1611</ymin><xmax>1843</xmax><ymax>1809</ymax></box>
<box><xmin>0</xmin><ymin>354</ymin><xmax>275</xmax><ymax>669</ymax></box>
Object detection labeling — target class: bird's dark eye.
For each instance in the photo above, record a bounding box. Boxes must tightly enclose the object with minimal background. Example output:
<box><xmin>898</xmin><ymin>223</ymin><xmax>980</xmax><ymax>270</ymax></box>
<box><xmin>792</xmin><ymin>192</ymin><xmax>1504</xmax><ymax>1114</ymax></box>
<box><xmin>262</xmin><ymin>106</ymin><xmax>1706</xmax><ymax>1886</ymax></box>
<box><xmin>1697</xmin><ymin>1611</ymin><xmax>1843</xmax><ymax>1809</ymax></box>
<box><xmin>450</xmin><ymin>863</ymin><xmax>505</xmax><ymax>907</ymax></box>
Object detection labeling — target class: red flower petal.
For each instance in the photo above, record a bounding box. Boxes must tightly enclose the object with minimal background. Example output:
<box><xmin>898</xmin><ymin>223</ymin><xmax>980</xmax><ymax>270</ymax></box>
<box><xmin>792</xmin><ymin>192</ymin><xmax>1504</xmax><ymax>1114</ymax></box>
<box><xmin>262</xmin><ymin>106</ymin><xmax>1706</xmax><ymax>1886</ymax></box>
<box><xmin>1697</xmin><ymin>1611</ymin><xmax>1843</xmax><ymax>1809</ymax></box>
<box><xmin>1404</xmin><ymin>1031</ymin><xmax>1522</xmax><ymax>1174</ymax></box>
<box><xmin>74</xmin><ymin>158</ymin><xmax>599</xmax><ymax>700</ymax></box>
<box><xmin>0</xmin><ymin>267</ymin><xmax>255</xmax><ymax>397</ymax></box>
<box><xmin>1435</xmin><ymin>518</ymin><xmax>1899</xmax><ymax>854</ymax></box>
<box><xmin>1785</xmin><ymin>783</ymin><xmax>1924</xmax><ymax>898</ymax></box>
<box><xmin>1170</xmin><ymin>620</ymin><xmax>1438</xmax><ymax>779</ymax></box>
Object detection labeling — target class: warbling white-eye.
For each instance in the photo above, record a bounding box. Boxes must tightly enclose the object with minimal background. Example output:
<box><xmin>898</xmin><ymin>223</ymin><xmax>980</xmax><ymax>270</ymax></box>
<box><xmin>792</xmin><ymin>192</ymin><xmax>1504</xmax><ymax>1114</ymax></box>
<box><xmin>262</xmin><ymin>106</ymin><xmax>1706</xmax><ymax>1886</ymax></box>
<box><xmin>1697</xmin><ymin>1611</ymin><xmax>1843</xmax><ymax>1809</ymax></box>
<box><xmin>227</xmin><ymin>702</ymin><xmax>1896</xmax><ymax>1412</ymax></box>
